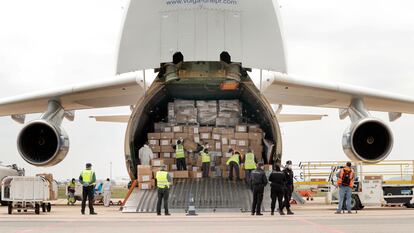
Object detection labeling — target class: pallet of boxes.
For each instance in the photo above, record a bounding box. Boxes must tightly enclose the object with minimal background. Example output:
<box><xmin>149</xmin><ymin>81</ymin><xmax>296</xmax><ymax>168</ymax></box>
<box><xmin>137</xmin><ymin>99</ymin><xmax>268</xmax><ymax>190</ymax></box>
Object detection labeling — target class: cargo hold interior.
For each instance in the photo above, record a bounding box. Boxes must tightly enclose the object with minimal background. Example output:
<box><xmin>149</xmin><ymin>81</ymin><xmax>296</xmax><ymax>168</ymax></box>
<box><xmin>129</xmin><ymin>78</ymin><xmax>279</xmax><ymax>168</ymax></box>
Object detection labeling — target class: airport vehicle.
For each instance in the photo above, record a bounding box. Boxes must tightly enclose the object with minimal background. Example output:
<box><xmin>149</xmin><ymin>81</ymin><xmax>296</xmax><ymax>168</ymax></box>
<box><xmin>0</xmin><ymin>164</ymin><xmax>25</xmax><ymax>205</ymax></box>
<box><xmin>1</xmin><ymin>1</ymin><xmax>414</xmax><ymax>211</ymax></box>
<box><xmin>1</xmin><ymin>176</ymin><xmax>55</xmax><ymax>214</ymax></box>
<box><xmin>297</xmin><ymin>161</ymin><xmax>414</xmax><ymax>210</ymax></box>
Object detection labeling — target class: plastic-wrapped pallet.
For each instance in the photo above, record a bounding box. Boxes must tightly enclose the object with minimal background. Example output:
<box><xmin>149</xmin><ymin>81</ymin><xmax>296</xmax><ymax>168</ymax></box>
<box><xmin>168</xmin><ymin>102</ymin><xmax>176</xmax><ymax>123</ymax></box>
<box><xmin>216</xmin><ymin>100</ymin><xmax>241</xmax><ymax>126</ymax></box>
<box><xmin>174</xmin><ymin>100</ymin><xmax>198</xmax><ymax>124</ymax></box>
<box><xmin>196</xmin><ymin>100</ymin><xmax>217</xmax><ymax>125</ymax></box>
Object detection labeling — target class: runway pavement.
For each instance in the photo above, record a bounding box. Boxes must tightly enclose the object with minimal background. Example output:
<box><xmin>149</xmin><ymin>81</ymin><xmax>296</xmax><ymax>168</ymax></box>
<box><xmin>0</xmin><ymin>203</ymin><xmax>413</xmax><ymax>233</ymax></box>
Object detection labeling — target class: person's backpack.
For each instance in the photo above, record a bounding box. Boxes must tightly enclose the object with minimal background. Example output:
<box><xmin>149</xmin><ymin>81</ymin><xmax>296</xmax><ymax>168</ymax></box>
<box><xmin>341</xmin><ymin>169</ymin><xmax>352</xmax><ymax>186</ymax></box>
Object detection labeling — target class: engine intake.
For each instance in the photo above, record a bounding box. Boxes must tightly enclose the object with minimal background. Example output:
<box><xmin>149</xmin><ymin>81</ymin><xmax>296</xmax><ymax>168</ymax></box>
<box><xmin>342</xmin><ymin>118</ymin><xmax>393</xmax><ymax>163</ymax></box>
<box><xmin>17</xmin><ymin>120</ymin><xmax>69</xmax><ymax>167</ymax></box>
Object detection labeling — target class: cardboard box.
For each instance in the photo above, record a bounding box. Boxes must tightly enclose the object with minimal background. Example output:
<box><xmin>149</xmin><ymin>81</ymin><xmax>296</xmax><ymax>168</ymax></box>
<box><xmin>193</xmin><ymin>134</ymin><xmax>200</xmax><ymax>143</ymax></box>
<box><xmin>215</xmin><ymin>142</ymin><xmax>221</xmax><ymax>150</ymax></box>
<box><xmin>248</xmin><ymin>132</ymin><xmax>263</xmax><ymax>140</ymax></box>
<box><xmin>192</xmin><ymin>167</ymin><xmax>201</xmax><ymax>172</ymax></box>
<box><xmin>235</xmin><ymin>132</ymin><xmax>249</xmax><ymax>139</ymax></box>
<box><xmin>236</xmin><ymin>125</ymin><xmax>248</xmax><ymax>132</ymax></box>
<box><xmin>199</xmin><ymin>127</ymin><xmax>213</xmax><ymax>133</ymax></box>
<box><xmin>149</xmin><ymin>139</ymin><xmax>159</xmax><ymax>145</ymax></box>
<box><xmin>139</xmin><ymin>182</ymin><xmax>153</xmax><ymax>190</ymax></box>
<box><xmin>152</xmin><ymin>167</ymin><xmax>163</xmax><ymax>176</ymax></box>
<box><xmin>160</xmin><ymin>139</ymin><xmax>171</xmax><ymax>146</ymax></box>
<box><xmin>161</xmin><ymin>152</ymin><xmax>172</xmax><ymax>158</ymax></box>
<box><xmin>153</xmin><ymin>153</ymin><xmax>159</xmax><ymax>158</ymax></box>
<box><xmin>212</xmin><ymin>127</ymin><xmax>224</xmax><ymax>134</ymax></box>
<box><xmin>150</xmin><ymin>145</ymin><xmax>161</xmax><ymax>153</ymax></box>
<box><xmin>161</xmin><ymin>145</ymin><xmax>175</xmax><ymax>153</ymax></box>
<box><xmin>200</xmin><ymin>132</ymin><xmax>211</xmax><ymax>139</ymax></box>
<box><xmin>248</xmin><ymin>126</ymin><xmax>263</xmax><ymax>133</ymax></box>
<box><xmin>183</xmin><ymin>139</ymin><xmax>198</xmax><ymax>151</ymax></box>
<box><xmin>221</xmin><ymin>137</ymin><xmax>229</xmax><ymax>145</ymax></box>
<box><xmin>160</xmin><ymin>132</ymin><xmax>174</xmax><ymax>139</ymax></box>
<box><xmin>174</xmin><ymin>171</ymin><xmax>189</xmax><ymax>178</ymax></box>
<box><xmin>249</xmin><ymin>139</ymin><xmax>263</xmax><ymax>146</ymax></box>
<box><xmin>137</xmin><ymin>165</ymin><xmax>152</xmax><ymax>175</ymax></box>
<box><xmin>163</xmin><ymin>158</ymin><xmax>176</xmax><ymax>165</ymax></box>
<box><xmin>190</xmin><ymin>171</ymin><xmax>203</xmax><ymax>178</ymax></box>
<box><xmin>170</xmin><ymin>164</ymin><xmax>177</xmax><ymax>171</ymax></box>
<box><xmin>151</xmin><ymin>159</ymin><xmax>165</xmax><ymax>167</ymax></box>
<box><xmin>212</xmin><ymin>133</ymin><xmax>221</xmax><ymax>140</ymax></box>
<box><xmin>175</xmin><ymin>133</ymin><xmax>189</xmax><ymax>139</ymax></box>
<box><xmin>221</xmin><ymin>145</ymin><xmax>233</xmax><ymax>154</ymax></box>
<box><xmin>163</xmin><ymin>127</ymin><xmax>172</xmax><ymax>132</ymax></box>
<box><xmin>173</xmin><ymin>126</ymin><xmax>183</xmax><ymax>133</ymax></box>
<box><xmin>222</xmin><ymin>128</ymin><xmax>235</xmax><ymax>134</ymax></box>
<box><xmin>190</xmin><ymin>126</ymin><xmax>199</xmax><ymax>134</ymax></box>
<box><xmin>138</xmin><ymin>174</ymin><xmax>153</xmax><ymax>182</ymax></box>
<box><xmin>148</xmin><ymin>133</ymin><xmax>161</xmax><ymax>140</ymax></box>
<box><xmin>229</xmin><ymin>139</ymin><xmax>237</xmax><ymax>145</ymax></box>
<box><xmin>237</xmin><ymin>140</ymin><xmax>249</xmax><ymax>147</ymax></box>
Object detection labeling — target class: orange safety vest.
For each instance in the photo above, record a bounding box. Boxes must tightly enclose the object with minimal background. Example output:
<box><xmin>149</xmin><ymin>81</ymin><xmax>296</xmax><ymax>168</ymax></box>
<box><xmin>337</xmin><ymin>167</ymin><xmax>354</xmax><ymax>188</ymax></box>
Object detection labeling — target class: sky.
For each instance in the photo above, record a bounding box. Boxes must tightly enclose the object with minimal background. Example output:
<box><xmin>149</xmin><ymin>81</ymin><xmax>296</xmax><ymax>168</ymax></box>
<box><xmin>1</xmin><ymin>0</ymin><xmax>414</xmax><ymax>180</ymax></box>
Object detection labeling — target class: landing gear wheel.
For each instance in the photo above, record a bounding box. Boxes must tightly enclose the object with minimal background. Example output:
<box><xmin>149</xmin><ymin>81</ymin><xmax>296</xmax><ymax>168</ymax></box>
<box><xmin>8</xmin><ymin>203</ymin><xmax>12</xmax><ymax>215</ymax></box>
<box><xmin>42</xmin><ymin>203</ymin><xmax>46</xmax><ymax>212</ymax></box>
<box><xmin>47</xmin><ymin>203</ymin><xmax>51</xmax><ymax>212</ymax></box>
<box><xmin>35</xmin><ymin>204</ymin><xmax>40</xmax><ymax>215</ymax></box>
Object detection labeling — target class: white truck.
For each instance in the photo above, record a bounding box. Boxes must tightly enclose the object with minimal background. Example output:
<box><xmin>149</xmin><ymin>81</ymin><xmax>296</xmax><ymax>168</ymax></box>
<box><xmin>0</xmin><ymin>164</ymin><xmax>24</xmax><ymax>205</ymax></box>
<box><xmin>1</xmin><ymin>176</ymin><xmax>57</xmax><ymax>214</ymax></box>
<box><xmin>327</xmin><ymin>166</ymin><xmax>414</xmax><ymax>210</ymax></box>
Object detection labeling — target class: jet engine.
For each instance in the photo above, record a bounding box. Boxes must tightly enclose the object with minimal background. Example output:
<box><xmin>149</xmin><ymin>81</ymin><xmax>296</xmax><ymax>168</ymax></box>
<box><xmin>17</xmin><ymin>120</ymin><xmax>69</xmax><ymax>167</ymax></box>
<box><xmin>16</xmin><ymin>100</ymin><xmax>70</xmax><ymax>167</ymax></box>
<box><xmin>342</xmin><ymin>117</ymin><xmax>393</xmax><ymax>163</ymax></box>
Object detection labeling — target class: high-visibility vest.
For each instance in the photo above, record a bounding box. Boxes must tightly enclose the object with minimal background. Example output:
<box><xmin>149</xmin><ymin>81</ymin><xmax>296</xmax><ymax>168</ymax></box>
<box><xmin>244</xmin><ymin>153</ymin><xmax>257</xmax><ymax>170</ymax></box>
<box><xmin>156</xmin><ymin>171</ymin><xmax>170</xmax><ymax>188</ymax></box>
<box><xmin>337</xmin><ymin>167</ymin><xmax>354</xmax><ymax>188</ymax></box>
<box><xmin>176</xmin><ymin>144</ymin><xmax>185</xmax><ymax>158</ymax></box>
<box><xmin>81</xmin><ymin>170</ymin><xmax>95</xmax><ymax>185</ymax></box>
<box><xmin>226</xmin><ymin>154</ymin><xmax>240</xmax><ymax>166</ymax></box>
<box><xmin>201</xmin><ymin>151</ymin><xmax>211</xmax><ymax>163</ymax></box>
<box><xmin>68</xmin><ymin>182</ymin><xmax>76</xmax><ymax>188</ymax></box>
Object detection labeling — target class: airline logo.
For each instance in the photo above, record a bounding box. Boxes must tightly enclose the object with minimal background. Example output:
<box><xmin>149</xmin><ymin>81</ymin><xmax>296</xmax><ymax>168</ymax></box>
<box><xmin>166</xmin><ymin>0</ymin><xmax>238</xmax><ymax>5</ymax></box>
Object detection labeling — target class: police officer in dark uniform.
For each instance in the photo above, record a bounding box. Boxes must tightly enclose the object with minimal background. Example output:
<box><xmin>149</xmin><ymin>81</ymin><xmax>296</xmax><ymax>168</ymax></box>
<box><xmin>283</xmin><ymin>160</ymin><xmax>294</xmax><ymax>215</ymax></box>
<box><xmin>268</xmin><ymin>164</ymin><xmax>286</xmax><ymax>215</ymax></box>
<box><xmin>250</xmin><ymin>162</ymin><xmax>268</xmax><ymax>216</ymax></box>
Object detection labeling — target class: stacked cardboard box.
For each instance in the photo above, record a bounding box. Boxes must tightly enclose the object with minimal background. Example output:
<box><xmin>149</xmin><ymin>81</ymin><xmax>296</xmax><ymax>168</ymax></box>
<box><xmin>216</xmin><ymin>100</ymin><xmax>241</xmax><ymax>127</ymax></box>
<box><xmin>174</xmin><ymin>100</ymin><xmax>198</xmax><ymax>124</ymax></box>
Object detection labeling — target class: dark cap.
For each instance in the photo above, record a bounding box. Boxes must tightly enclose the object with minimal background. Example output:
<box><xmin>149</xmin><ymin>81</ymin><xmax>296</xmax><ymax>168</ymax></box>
<box><xmin>346</xmin><ymin>162</ymin><xmax>352</xmax><ymax>167</ymax></box>
<box><xmin>286</xmin><ymin>160</ymin><xmax>292</xmax><ymax>165</ymax></box>
<box><xmin>86</xmin><ymin>163</ymin><xmax>92</xmax><ymax>168</ymax></box>
<box><xmin>257</xmin><ymin>162</ymin><xmax>264</xmax><ymax>167</ymax></box>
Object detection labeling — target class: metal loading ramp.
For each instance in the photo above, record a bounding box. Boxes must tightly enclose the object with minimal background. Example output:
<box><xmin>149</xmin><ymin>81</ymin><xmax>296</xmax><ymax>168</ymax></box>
<box><xmin>123</xmin><ymin>177</ymin><xmax>274</xmax><ymax>213</ymax></box>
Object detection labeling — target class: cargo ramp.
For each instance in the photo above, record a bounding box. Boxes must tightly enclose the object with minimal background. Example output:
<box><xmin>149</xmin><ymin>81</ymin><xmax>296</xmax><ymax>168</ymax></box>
<box><xmin>123</xmin><ymin>177</ymin><xmax>277</xmax><ymax>213</ymax></box>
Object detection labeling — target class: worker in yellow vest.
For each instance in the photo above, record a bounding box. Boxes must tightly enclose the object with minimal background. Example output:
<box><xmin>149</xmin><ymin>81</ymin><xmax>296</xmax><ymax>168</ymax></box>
<box><xmin>200</xmin><ymin>148</ymin><xmax>211</xmax><ymax>178</ymax></box>
<box><xmin>226</xmin><ymin>149</ymin><xmax>242</xmax><ymax>181</ymax></box>
<box><xmin>244</xmin><ymin>148</ymin><xmax>257</xmax><ymax>186</ymax></box>
<box><xmin>67</xmin><ymin>178</ymin><xmax>76</xmax><ymax>205</ymax></box>
<box><xmin>173</xmin><ymin>140</ymin><xmax>187</xmax><ymax>170</ymax></box>
<box><xmin>79</xmin><ymin>163</ymin><xmax>97</xmax><ymax>215</ymax></box>
<box><xmin>156</xmin><ymin>165</ymin><xmax>173</xmax><ymax>216</ymax></box>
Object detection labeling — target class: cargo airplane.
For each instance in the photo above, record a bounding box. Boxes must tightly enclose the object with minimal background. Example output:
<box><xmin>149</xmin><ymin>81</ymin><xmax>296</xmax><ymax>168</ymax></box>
<box><xmin>0</xmin><ymin>0</ymin><xmax>413</xmax><ymax>180</ymax></box>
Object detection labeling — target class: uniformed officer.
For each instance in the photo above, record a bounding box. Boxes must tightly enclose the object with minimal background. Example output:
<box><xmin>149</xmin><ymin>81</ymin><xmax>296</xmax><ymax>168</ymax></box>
<box><xmin>226</xmin><ymin>149</ymin><xmax>242</xmax><ymax>181</ymax></box>
<box><xmin>283</xmin><ymin>160</ymin><xmax>294</xmax><ymax>215</ymax></box>
<box><xmin>243</xmin><ymin>148</ymin><xmax>257</xmax><ymax>185</ymax></box>
<box><xmin>200</xmin><ymin>148</ymin><xmax>211</xmax><ymax>178</ymax></box>
<box><xmin>79</xmin><ymin>163</ymin><xmax>97</xmax><ymax>215</ymax></box>
<box><xmin>156</xmin><ymin>165</ymin><xmax>173</xmax><ymax>216</ymax></box>
<box><xmin>250</xmin><ymin>162</ymin><xmax>268</xmax><ymax>216</ymax></box>
<box><xmin>173</xmin><ymin>140</ymin><xmax>187</xmax><ymax>171</ymax></box>
<box><xmin>268</xmin><ymin>164</ymin><xmax>286</xmax><ymax>215</ymax></box>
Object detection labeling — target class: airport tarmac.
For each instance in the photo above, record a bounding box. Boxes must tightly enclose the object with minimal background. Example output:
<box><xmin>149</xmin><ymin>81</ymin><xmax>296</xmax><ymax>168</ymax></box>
<box><xmin>0</xmin><ymin>202</ymin><xmax>413</xmax><ymax>233</ymax></box>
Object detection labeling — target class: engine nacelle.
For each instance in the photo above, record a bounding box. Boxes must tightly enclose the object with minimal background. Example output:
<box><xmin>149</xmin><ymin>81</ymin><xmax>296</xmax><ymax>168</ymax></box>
<box><xmin>342</xmin><ymin>118</ymin><xmax>393</xmax><ymax>163</ymax></box>
<box><xmin>17</xmin><ymin>120</ymin><xmax>69</xmax><ymax>167</ymax></box>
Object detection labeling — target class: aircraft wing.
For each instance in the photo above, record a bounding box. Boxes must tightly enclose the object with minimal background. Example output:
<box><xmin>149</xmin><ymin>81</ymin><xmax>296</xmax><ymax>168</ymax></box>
<box><xmin>89</xmin><ymin>113</ymin><xmax>327</xmax><ymax>123</ymax></box>
<box><xmin>89</xmin><ymin>115</ymin><xmax>130</xmax><ymax>123</ymax></box>
<box><xmin>0</xmin><ymin>72</ymin><xmax>145</xmax><ymax>117</ymax></box>
<box><xmin>263</xmin><ymin>72</ymin><xmax>414</xmax><ymax>116</ymax></box>
<box><xmin>277</xmin><ymin>114</ymin><xmax>327</xmax><ymax>123</ymax></box>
